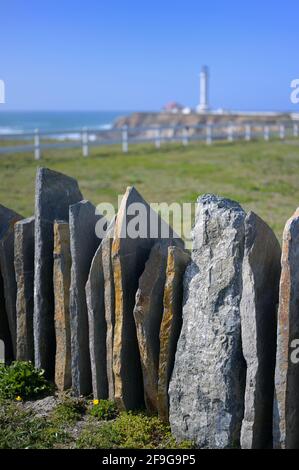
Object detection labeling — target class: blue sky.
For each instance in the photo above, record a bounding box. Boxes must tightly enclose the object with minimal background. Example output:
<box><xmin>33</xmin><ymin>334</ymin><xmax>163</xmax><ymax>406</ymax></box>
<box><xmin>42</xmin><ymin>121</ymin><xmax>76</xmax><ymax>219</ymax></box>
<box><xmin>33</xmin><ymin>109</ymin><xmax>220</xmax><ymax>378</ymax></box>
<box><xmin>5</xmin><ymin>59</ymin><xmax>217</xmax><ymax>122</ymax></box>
<box><xmin>0</xmin><ymin>0</ymin><xmax>298</xmax><ymax>111</ymax></box>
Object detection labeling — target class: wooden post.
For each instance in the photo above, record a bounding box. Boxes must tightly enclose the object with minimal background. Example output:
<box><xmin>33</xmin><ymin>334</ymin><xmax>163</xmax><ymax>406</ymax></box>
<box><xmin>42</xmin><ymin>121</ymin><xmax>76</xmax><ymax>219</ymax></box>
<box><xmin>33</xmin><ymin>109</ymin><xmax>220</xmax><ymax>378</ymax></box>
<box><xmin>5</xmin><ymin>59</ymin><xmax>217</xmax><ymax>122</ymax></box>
<box><xmin>82</xmin><ymin>127</ymin><xmax>89</xmax><ymax>157</ymax></box>
<box><xmin>293</xmin><ymin>123</ymin><xmax>298</xmax><ymax>138</ymax></box>
<box><xmin>264</xmin><ymin>125</ymin><xmax>270</xmax><ymax>141</ymax></box>
<box><xmin>122</xmin><ymin>125</ymin><xmax>128</xmax><ymax>153</ymax></box>
<box><xmin>182</xmin><ymin>127</ymin><xmax>189</xmax><ymax>146</ymax></box>
<box><xmin>245</xmin><ymin>124</ymin><xmax>251</xmax><ymax>141</ymax></box>
<box><xmin>34</xmin><ymin>128</ymin><xmax>41</xmax><ymax>160</ymax></box>
<box><xmin>228</xmin><ymin>125</ymin><xmax>234</xmax><ymax>142</ymax></box>
<box><xmin>279</xmin><ymin>124</ymin><xmax>285</xmax><ymax>140</ymax></box>
<box><xmin>155</xmin><ymin>128</ymin><xmax>161</xmax><ymax>149</ymax></box>
<box><xmin>206</xmin><ymin>124</ymin><xmax>212</xmax><ymax>145</ymax></box>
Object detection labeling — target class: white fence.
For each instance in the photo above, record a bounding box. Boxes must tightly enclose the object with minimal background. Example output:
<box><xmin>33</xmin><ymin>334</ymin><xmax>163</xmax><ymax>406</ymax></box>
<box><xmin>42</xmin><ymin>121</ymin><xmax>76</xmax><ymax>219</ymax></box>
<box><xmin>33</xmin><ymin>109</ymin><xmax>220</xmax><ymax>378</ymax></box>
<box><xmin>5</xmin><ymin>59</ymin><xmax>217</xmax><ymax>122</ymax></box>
<box><xmin>0</xmin><ymin>121</ymin><xmax>298</xmax><ymax>160</ymax></box>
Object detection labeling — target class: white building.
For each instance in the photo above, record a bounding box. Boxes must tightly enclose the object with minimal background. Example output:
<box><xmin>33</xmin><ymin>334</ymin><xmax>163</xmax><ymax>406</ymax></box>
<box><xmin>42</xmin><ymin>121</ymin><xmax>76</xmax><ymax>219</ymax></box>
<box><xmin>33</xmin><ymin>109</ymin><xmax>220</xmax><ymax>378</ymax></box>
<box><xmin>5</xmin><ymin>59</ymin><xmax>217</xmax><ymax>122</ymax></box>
<box><xmin>197</xmin><ymin>66</ymin><xmax>209</xmax><ymax>113</ymax></box>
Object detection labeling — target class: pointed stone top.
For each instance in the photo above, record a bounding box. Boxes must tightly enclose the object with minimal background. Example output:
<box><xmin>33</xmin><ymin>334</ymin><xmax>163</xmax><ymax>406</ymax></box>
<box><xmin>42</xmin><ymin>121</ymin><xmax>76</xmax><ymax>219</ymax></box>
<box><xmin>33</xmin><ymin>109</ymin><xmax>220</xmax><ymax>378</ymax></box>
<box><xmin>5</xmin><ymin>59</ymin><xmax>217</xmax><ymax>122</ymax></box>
<box><xmin>15</xmin><ymin>216</ymin><xmax>35</xmax><ymax>226</ymax></box>
<box><xmin>0</xmin><ymin>204</ymin><xmax>23</xmax><ymax>239</ymax></box>
<box><xmin>198</xmin><ymin>193</ymin><xmax>244</xmax><ymax>212</ymax></box>
<box><xmin>283</xmin><ymin>207</ymin><xmax>299</xmax><ymax>236</ymax></box>
<box><xmin>36</xmin><ymin>167</ymin><xmax>80</xmax><ymax>187</ymax></box>
<box><xmin>69</xmin><ymin>199</ymin><xmax>93</xmax><ymax>215</ymax></box>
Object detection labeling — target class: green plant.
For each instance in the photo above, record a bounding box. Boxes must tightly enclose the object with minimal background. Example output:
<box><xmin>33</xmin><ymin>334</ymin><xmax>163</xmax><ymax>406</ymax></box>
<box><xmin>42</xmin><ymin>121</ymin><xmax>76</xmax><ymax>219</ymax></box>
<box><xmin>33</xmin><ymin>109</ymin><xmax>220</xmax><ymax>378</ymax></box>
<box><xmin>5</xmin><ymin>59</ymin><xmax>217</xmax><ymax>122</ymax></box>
<box><xmin>77</xmin><ymin>411</ymin><xmax>194</xmax><ymax>449</ymax></box>
<box><xmin>89</xmin><ymin>399</ymin><xmax>118</xmax><ymax>420</ymax></box>
<box><xmin>0</xmin><ymin>400</ymin><xmax>68</xmax><ymax>449</ymax></box>
<box><xmin>51</xmin><ymin>397</ymin><xmax>86</xmax><ymax>425</ymax></box>
<box><xmin>0</xmin><ymin>361</ymin><xmax>52</xmax><ymax>400</ymax></box>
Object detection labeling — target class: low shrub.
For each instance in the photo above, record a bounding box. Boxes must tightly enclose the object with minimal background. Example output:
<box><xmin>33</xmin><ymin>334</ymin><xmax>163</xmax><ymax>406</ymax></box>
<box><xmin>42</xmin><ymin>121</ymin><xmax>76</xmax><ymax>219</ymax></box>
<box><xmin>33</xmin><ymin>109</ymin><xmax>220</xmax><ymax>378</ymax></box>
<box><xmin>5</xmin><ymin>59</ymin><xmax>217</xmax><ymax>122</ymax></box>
<box><xmin>51</xmin><ymin>397</ymin><xmax>86</xmax><ymax>425</ymax></box>
<box><xmin>0</xmin><ymin>361</ymin><xmax>52</xmax><ymax>400</ymax></box>
<box><xmin>89</xmin><ymin>399</ymin><xmax>119</xmax><ymax>421</ymax></box>
<box><xmin>77</xmin><ymin>411</ymin><xmax>194</xmax><ymax>449</ymax></box>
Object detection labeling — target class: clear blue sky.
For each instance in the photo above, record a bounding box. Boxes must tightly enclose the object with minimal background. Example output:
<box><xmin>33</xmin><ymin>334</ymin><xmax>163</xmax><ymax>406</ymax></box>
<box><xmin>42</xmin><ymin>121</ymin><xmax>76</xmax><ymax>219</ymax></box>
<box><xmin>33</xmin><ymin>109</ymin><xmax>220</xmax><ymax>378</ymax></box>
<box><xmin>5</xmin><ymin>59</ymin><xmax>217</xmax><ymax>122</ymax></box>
<box><xmin>0</xmin><ymin>0</ymin><xmax>298</xmax><ymax>111</ymax></box>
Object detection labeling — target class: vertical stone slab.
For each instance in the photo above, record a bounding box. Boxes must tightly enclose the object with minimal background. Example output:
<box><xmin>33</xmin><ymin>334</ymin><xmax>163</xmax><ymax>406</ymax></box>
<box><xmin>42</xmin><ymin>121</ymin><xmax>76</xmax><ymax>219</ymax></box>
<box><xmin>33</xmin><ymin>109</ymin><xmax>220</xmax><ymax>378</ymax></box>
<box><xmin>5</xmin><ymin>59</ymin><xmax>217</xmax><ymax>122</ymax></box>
<box><xmin>86</xmin><ymin>219</ymin><xmax>115</xmax><ymax>400</ymax></box>
<box><xmin>0</xmin><ymin>204</ymin><xmax>23</xmax><ymax>357</ymax></box>
<box><xmin>169</xmin><ymin>194</ymin><xmax>246</xmax><ymax>449</ymax></box>
<box><xmin>69</xmin><ymin>200</ymin><xmax>104</xmax><ymax>396</ymax></box>
<box><xmin>158</xmin><ymin>245</ymin><xmax>190</xmax><ymax>422</ymax></box>
<box><xmin>102</xmin><ymin>219</ymin><xmax>115</xmax><ymax>400</ymax></box>
<box><xmin>0</xmin><ymin>275</ymin><xmax>13</xmax><ymax>363</ymax></box>
<box><xmin>15</xmin><ymin>217</ymin><xmax>35</xmax><ymax>362</ymax></box>
<box><xmin>112</xmin><ymin>186</ymin><xmax>182</xmax><ymax>411</ymax></box>
<box><xmin>53</xmin><ymin>221</ymin><xmax>72</xmax><ymax>391</ymax></box>
<box><xmin>133</xmin><ymin>243</ymin><xmax>169</xmax><ymax>414</ymax></box>
<box><xmin>274</xmin><ymin>208</ymin><xmax>299</xmax><ymax>449</ymax></box>
<box><xmin>240</xmin><ymin>212</ymin><xmax>281</xmax><ymax>449</ymax></box>
<box><xmin>34</xmin><ymin>168</ymin><xmax>83</xmax><ymax>378</ymax></box>
<box><xmin>86</xmin><ymin>242</ymin><xmax>107</xmax><ymax>399</ymax></box>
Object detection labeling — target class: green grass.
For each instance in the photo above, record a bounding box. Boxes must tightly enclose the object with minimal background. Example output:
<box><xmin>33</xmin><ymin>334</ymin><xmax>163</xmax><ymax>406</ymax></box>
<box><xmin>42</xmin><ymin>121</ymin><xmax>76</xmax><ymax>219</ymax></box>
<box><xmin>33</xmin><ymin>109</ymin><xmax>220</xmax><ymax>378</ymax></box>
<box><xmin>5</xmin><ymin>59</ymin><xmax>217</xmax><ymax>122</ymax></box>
<box><xmin>0</xmin><ymin>398</ymin><xmax>193</xmax><ymax>449</ymax></box>
<box><xmin>0</xmin><ymin>399</ymin><xmax>70</xmax><ymax>449</ymax></box>
<box><xmin>1</xmin><ymin>139</ymin><xmax>299</xmax><ymax>239</ymax></box>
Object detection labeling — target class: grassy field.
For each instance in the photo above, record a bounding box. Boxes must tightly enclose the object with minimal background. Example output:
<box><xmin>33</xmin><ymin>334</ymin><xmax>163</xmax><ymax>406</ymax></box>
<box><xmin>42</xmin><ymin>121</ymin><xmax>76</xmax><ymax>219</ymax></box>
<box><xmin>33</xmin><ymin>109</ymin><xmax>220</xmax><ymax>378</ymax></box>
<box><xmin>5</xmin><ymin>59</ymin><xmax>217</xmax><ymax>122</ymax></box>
<box><xmin>1</xmin><ymin>138</ymin><xmax>299</xmax><ymax>239</ymax></box>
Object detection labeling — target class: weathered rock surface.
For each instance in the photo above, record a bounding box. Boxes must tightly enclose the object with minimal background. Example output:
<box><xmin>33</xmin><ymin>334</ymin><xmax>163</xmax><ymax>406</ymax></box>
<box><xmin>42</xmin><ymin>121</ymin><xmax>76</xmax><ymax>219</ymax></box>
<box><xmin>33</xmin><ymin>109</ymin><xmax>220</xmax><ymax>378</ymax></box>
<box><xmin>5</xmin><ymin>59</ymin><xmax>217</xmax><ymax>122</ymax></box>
<box><xmin>158</xmin><ymin>245</ymin><xmax>190</xmax><ymax>422</ymax></box>
<box><xmin>112</xmin><ymin>186</ymin><xmax>182</xmax><ymax>410</ymax></box>
<box><xmin>240</xmin><ymin>212</ymin><xmax>281</xmax><ymax>449</ymax></box>
<box><xmin>102</xmin><ymin>219</ymin><xmax>115</xmax><ymax>400</ymax></box>
<box><xmin>133</xmin><ymin>243</ymin><xmax>169</xmax><ymax>414</ymax></box>
<box><xmin>53</xmin><ymin>221</ymin><xmax>72</xmax><ymax>391</ymax></box>
<box><xmin>15</xmin><ymin>217</ymin><xmax>35</xmax><ymax>362</ymax></box>
<box><xmin>86</xmin><ymin>219</ymin><xmax>115</xmax><ymax>400</ymax></box>
<box><xmin>0</xmin><ymin>276</ymin><xmax>13</xmax><ymax>363</ymax></box>
<box><xmin>169</xmin><ymin>194</ymin><xmax>247</xmax><ymax>449</ymax></box>
<box><xmin>0</xmin><ymin>204</ymin><xmax>23</xmax><ymax>357</ymax></box>
<box><xmin>69</xmin><ymin>200</ymin><xmax>104</xmax><ymax>396</ymax></box>
<box><xmin>34</xmin><ymin>168</ymin><xmax>83</xmax><ymax>378</ymax></box>
<box><xmin>274</xmin><ymin>208</ymin><xmax>299</xmax><ymax>449</ymax></box>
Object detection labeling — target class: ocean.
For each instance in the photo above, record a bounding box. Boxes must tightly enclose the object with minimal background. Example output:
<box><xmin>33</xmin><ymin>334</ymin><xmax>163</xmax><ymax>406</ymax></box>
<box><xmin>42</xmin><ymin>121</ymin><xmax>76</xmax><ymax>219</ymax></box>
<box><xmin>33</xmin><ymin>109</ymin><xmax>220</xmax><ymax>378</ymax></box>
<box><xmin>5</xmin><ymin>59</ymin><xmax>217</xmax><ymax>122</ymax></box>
<box><xmin>0</xmin><ymin>111</ymin><xmax>130</xmax><ymax>138</ymax></box>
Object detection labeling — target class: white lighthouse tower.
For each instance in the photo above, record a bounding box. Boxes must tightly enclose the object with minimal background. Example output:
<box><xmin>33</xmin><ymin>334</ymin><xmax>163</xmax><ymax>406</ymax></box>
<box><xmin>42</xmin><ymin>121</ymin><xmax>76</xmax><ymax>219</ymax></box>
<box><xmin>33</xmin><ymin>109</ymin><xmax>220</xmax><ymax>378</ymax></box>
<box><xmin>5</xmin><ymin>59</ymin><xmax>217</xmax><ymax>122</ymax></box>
<box><xmin>197</xmin><ymin>66</ymin><xmax>209</xmax><ymax>113</ymax></box>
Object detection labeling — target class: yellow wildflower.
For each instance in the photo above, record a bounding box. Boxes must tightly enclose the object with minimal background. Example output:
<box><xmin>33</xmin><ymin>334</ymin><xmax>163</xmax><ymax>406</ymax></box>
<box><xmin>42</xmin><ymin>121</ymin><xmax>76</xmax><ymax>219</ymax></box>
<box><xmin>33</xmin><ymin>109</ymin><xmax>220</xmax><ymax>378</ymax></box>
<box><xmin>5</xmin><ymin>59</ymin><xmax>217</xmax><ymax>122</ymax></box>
<box><xmin>93</xmin><ymin>399</ymin><xmax>99</xmax><ymax>406</ymax></box>
<box><xmin>16</xmin><ymin>396</ymin><xmax>22</xmax><ymax>402</ymax></box>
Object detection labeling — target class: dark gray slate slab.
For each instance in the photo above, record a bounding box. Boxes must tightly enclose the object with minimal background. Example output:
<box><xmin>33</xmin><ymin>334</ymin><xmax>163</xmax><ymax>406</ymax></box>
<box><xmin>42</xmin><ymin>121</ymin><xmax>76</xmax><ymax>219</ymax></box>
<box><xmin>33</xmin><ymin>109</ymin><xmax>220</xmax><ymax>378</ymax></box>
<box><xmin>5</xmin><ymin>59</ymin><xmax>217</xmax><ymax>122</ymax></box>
<box><xmin>169</xmin><ymin>194</ymin><xmax>247</xmax><ymax>449</ymax></box>
<box><xmin>34</xmin><ymin>167</ymin><xmax>83</xmax><ymax>378</ymax></box>
<box><xmin>70</xmin><ymin>200</ymin><xmax>104</xmax><ymax>396</ymax></box>
<box><xmin>53</xmin><ymin>221</ymin><xmax>72</xmax><ymax>391</ymax></box>
<box><xmin>102</xmin><ymin>219</ymin><xmax>115</xmax><ymax>400</ymax></box>
<box><xmin>86</xmin><ymin>219</ymin><xmax>115</xmax><ymax>400</ymax></box>
<box><xmin>158</xmin><ymin>245</ymin><xmax>190</xmax><ymax>423</ymax></box>
<box><xmin>15</xmin><ymin>217</ymin><xmax>35</xmax><ymax>362</ymax></box>
<box><xmin>0</xmin><ymin>204</ymin><xmax>23</xmax><ymax>357</ymax></box>
<box><xmin>240</xmin><ymin>212</ymin><xmax>281</xmax><ymax>449</ymax></box>
<box><xmin>112</xmin><ymin>186</ymin><xmax>183</xmax><ymax>411</ymax></box>
<box><xmin>0</xmin><ymin>275</ymin><xmax>13</xmax><ymax>363</ymax></box>
<box><xmin>274</xmin><ymin>208</ymin><xmax>299</xmax><ymax>449</ymax></box>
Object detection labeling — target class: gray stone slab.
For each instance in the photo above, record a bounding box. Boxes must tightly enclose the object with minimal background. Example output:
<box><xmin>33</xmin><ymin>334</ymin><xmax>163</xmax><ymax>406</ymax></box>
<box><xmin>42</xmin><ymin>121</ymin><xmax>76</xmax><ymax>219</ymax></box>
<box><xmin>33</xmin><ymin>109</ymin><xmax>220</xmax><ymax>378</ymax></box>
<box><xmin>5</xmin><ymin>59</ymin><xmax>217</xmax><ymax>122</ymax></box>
<box><xmin>15</xmin><ymin>217</ymin><xmax>35</xmax><ymax>362</ymax></box>
<box><xmin>0</xmin><ymin>204</ymin><xmax>23</xmax><ymax>357</ymax></box>
<box><xmin>102</xmin><ymin>219</ymin><xmax>115</xmax><ymax>400</ymax></box>
<box><xmin>240</xmin><ymin>212</ymin><xmax>281</xmax><ymax>449</ymax></box>
<box><xmin>158</xmin><ymin>245</ymin><xmax>190</xmax><ymax>422</ymax></box>
<box><xmin>86</xmin><ymin>242</ymin><xmax>107</xmax><ymax>400</ymax></box>
<box><xmin>34</xmin><ymin>167</ymin><xmax>83</xmax><ymax>378</ymax></box>
<box><xmin>0</xmin><ymin>275</ymin><xmax>13</xmax><ymax>363</ymax></box>
<box><xmin>53</xmin><ymin>221</ymin><xmax>72</xmax><ymax>391</ymax></box>
<box><xmin>273</xmin><ymin>208</ymin><xmax>299</xmax><ymax>449</ymax></box>
<box><xmin>86</xmin><ymin>219</ymin><xmax>115</xmax><ymax>400</ymax></box>
<box><xmin>69</xmin><ymin>200</ymin><xmax>104</xmax><ymax>396</ymax></box>
<box><xmin>112</xmin><ymin>186</ymin><xmax>182</xmax><ymax>411</ymax></box>
<box><xmin>169</xmin><ymin>194</ymin><xmax>247</xmax><ymax>449</ymax></box>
